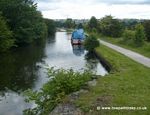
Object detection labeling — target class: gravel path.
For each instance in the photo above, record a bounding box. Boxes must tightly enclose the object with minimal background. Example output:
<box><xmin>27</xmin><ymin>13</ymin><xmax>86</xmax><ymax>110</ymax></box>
<box><xmin>100</xmin><ymin>40</ymin><xmax>150</xmax><ymax>68</ymax></box>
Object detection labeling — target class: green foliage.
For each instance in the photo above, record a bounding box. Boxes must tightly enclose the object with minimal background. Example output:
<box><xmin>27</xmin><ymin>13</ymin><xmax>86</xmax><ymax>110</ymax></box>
<box><xmin>65</xmin><ymin>18</ymin><xmax>75</xmax><ymax>29</ymax></box>
<box><xmin>134</xmin><ymin>24</ymin><xmax>146</xmax><ymax>47</ymax></box>
<box><xmin>84</xmin><ymin>35</ymin><xmax>100</xmax><ymax>52</ymax></box>
<box><xmin>55</xmin><ymin>21</ymin><xmax>65</xmax><ymax>28</ymax></box>
<box><xmin>88</xmin><ymin>16</ymin><xmax>98</xmax><ymax>29</ymax></box>
<box><xmin>34</xmin><ymin>21</ymin><xmax>48</xmax><ymax>40</ymax></box>
<box><xmin>0</xmin><ymin>0</ymin><xmax>54</xmax><ymax>46</ymax></box>
<box><xmin>44</xmin><ymin>18</ymin><xmax>56</xmax><ymax>36</ymax></box>
<box><xmin>92</xmin><ymin>28</ymin><xmax>97</xmax><ymax>33</ymax></box>
<box><xmin>24</xmin><ymin>68</ymin><xmax>92</xmax><ymax>115</ymax></box>
<box><xmin>122</xmin><ymin>19</ymin><xmax>139</xmax><ymax>30</ymax></box>
<box><xmin>77</xmin><ymin>23</ymin><xmax>83</xmax><ymax>29</ymax></box>
<box><xmin>99</xmin><ymin>15</ymin><xmax>113</xmax><ymax>36</ymax></box>
<box><xmin>0</xmin><ymin>14</ymin><xmax>14</xmax><ymax>52</ymax></box>
<box><xmin>143</xmin><ymin>20</ymin><xmax>150</xmax><ymax>41</ymax></box>
<box><xmin>122</xmin><ymin>29</ymin><xmax>135</xmax><ymax>43</ymax></box>
<box><xmin>99</xmin><ymin>15</ymin><xmax>123</xmax><ymax>37</ymax></box>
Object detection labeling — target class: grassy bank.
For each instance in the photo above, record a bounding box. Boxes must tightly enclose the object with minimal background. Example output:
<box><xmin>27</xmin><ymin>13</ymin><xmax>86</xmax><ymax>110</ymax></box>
<box><xmin>75</xmin><ymin>45</ymin><xmax>150</xmax><ymax>115</ymax></box>
<box><xmin>99</xmin><ymin>36</ymin><xmax>150</xmax><ymax>58</ymax></box>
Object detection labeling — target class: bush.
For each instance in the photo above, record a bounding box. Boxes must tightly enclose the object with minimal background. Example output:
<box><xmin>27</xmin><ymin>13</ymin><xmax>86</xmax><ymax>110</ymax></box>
<box><xmin>24</xmin><ymin>68</ymin><xmax>93</xmax><ymax>115</ymax></box>
<box><xmin>92</xmin><ymin>28</ymin><xmax>97</xmax><ymax>33</ymax></box>
<box><xmin>134</xmin><ymin>24</ymin><xmax>146</xmax><ymax>47</ymax></box>
<box><xmin>122</xmin><ymin>29</ymin><xmax>135</xmax><ymax>43</ymax></box>
<box><xmin>84</xmin><ymin>35</ymin><xmax>100</xmax><ymax>52</ymax></box>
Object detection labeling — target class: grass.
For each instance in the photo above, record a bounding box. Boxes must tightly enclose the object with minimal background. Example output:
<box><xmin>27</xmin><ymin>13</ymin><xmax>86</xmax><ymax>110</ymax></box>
<box><xmin>75</xmin><ymin>45</ymin><xmax>150</xmax><ymax>115</ymax></box>
<box><xmin>99</xmin><ymin>36</ymin><xmax>150</xmax><ymax>58</ymax></box>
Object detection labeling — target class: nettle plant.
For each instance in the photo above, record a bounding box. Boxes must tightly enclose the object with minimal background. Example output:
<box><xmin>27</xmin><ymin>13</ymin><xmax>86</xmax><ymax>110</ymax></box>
<box><xmin>24</xmin><ymin>67</ymin><xmax>93</xmax><ymax>115</ymax></box>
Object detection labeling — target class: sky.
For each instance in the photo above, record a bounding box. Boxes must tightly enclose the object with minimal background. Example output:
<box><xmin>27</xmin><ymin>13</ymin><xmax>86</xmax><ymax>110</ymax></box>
<box><xmin>35</xmin><ymin>0</ymin><xmax>150</xmax><ymax>19</ymax></box>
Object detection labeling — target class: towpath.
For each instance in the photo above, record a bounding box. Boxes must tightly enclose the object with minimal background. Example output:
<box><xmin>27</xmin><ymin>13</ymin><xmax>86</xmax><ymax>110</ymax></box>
<box><xmin>100</xmin><ymin>40</ymin><xmax>150</xmax><ymax>68</ymax></box>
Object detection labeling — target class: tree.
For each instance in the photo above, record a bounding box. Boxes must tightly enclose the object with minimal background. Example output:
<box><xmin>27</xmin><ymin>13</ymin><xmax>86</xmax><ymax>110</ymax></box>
<box><xmin>0</xmin><ymin>0</ymin><xmax>48</xmax><ymax>45</ymax></box>
<box><xmin>44</xmin><ymin>18</ymin><xmax>56</xmax><ymax>36</ymax></box>
<box><xmin>122</xmin><ymin>29</ymin><xmax>135</xmax><ymax>44</ymax></box>
<box><xmin>77</xmin><ymin>23</ymin><xmax>83</xmax><ymax>29</ymax></box>
<box><xmin>122</xmin><ymin>19</ymin><xmax>139</xmax><ymax>30</ymax></box>
<box><xmin>14</xmin><ymin>11</ymin><xmax>46</xmax><ymax>44</ymax></box>
<box><xmin>143</xmin><ymin>20</ymin><xmax>150</xmax><ymax>41</ymax></box>
<box><xmin>65</xmin><ymin>18</ymin><xmax>74</xmax><ymax>28</ymax></box>
<box><xmin>88</xmin><ymin>16</ymin><xmax>98</xmax><ymax>30</ymax></box>
<box><xmin>84</xmin><ymin>34</ymin><xmax>100</xmax><ymax>52</ymax></box>
<box><xmin>0</xmin><ymin>14</ymin><xmax>14</xmax><ymax>52</ymax></box>
<box><xmin>99</xmin><ymin>15</ymin><xmax>113</xmax><ymax>36</ymax></box>
<box><xmin>134</xmin><ymin>24</ymin><xmax>146</xmax><ymax>46</ymax></box>
<box><xmin>99</xmin><ymin>15</ymin><xmax>123</xmax><ymax>37</ymax></box>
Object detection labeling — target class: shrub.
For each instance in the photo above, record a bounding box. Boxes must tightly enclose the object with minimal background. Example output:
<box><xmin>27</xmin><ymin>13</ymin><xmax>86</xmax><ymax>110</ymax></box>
<box><xmin>24</xmin><ymin>68</ymin><xmax>93</xmax><ymax>115</ymax></box>
<box><xmin>84</xmin><ymin>35</ymin><xmax>100</xmax><ymax>52</ymax></box>
<box><xmin>92</xmin><ymin>28</ymin><xmax>97</xmax><ymax>33</ymax></box>
<box><xmin>122</xmin><ymin>29</ymin><xmax>135</xmax><ymax>43</ymax></box>
<box><xmin>134</xmin><ymin>24</ymin><xmax>146</xmax><ymax>47</ymax></box>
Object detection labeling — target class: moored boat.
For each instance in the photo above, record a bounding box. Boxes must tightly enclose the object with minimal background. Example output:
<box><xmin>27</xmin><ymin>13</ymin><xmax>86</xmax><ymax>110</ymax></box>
<box><xmin>71</xmin><ymin>39</ymin><xmax>84</xmax><ymax>45</ymax></box>
<box><xmin>71</xmin><ymin>23</ymin><xmax>86</xmax><ymax>45</ymax></box>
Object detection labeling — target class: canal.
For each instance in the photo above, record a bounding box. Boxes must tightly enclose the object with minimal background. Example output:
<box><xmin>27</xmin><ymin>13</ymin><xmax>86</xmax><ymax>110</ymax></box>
<box><xmin>0</xmin><ymin>32</ymin><xmax>108</xmax><ymax>115</ymax></box>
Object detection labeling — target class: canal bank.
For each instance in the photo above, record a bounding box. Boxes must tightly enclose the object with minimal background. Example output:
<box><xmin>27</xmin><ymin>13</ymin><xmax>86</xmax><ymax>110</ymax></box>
<box><xmin>75</xmin><ymin>45</ymin><xmax>150</xmax><ymax>115</ymax></box>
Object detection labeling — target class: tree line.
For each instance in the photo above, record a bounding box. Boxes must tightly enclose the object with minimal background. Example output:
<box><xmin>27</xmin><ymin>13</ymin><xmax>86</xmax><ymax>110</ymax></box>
<box><xmin>86</xmin><ymin>16</ymin><xmax>150</xmax><ymax>47</ymax></box>
<box><xmin>0</xmin><ymin>0</ymin><xmax>56</xmax><ymax>52</ymax></box>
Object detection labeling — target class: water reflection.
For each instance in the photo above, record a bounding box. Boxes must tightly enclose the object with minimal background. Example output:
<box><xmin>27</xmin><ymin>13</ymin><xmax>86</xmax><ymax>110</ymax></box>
<box><xmin>0</xmin><ymin>91</ymin><xmax>34</xmax><ymax>115</ymax></box>
<box><xmin>72</xmin><ymin>45</ymin><xmax>84</xmax><ymax>56</ymax></box>
<box><xmin>0</xmin><ymin>41</ymin><xmax>47</xmax><ymax>115</ymax></box>
<box><xmin>0</xmin><ymin>42</ymin><xmax>46</xmax><ymax>93</ymax></box>
<box><xmin>85</xmin><ymin>52</ymin><xmax>98</xmax><ymax>69</ymax></box>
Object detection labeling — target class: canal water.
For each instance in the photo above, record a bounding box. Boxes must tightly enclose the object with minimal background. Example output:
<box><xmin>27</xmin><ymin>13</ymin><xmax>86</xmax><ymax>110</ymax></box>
<box><xmin>0</xmin><ymin>32</ymin><xmax>108</xmax><ymax>115</ymax></box>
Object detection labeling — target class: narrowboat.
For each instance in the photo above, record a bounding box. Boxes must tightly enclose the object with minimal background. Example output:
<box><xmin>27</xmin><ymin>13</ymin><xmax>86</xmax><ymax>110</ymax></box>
<box><xmin>71</xmin><ymin>27</ymin><xmax>86</xmax><ymax>45</ymax></box>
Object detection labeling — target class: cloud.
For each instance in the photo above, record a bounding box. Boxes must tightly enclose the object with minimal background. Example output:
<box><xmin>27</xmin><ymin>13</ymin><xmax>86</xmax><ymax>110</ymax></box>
<box><xmin>35</xmin><ymin>0</ymin><xmax>61</xmax><ymax>2</ymax></box>
<box><xmin>109</xmin><ymin>4</ymin><xmax>150</xmax><ymax>19</ymax></box>
<box><xmin>93</xmin><ymin>0</ymin><xmax>150</xmax><ymax>5</ymax></box>
<box><xmin>34</xmin><ymin>0</ymin><xmax>150</xmax><ymax>19</ymax></box>
<box><xmin>35</xmin><ymin>0</ymin><xmax>150</xmax><ymax>12</ymax></box>
<box><xmin>36</xmin><ymin>2</ymin><xmax>59</xmax><ymax>11</ymax></box>
<box><xmin>35</xmin><ymin>0</ymin><xmax>150</xmax><ymax>5</ymax></box>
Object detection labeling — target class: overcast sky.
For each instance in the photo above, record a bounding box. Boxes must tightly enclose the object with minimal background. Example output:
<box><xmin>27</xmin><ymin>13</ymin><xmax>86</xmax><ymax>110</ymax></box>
<box><xmin>35</xmin><ymin>0</ymin><xmax>150</xmax><ymax>19</ymax></box>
